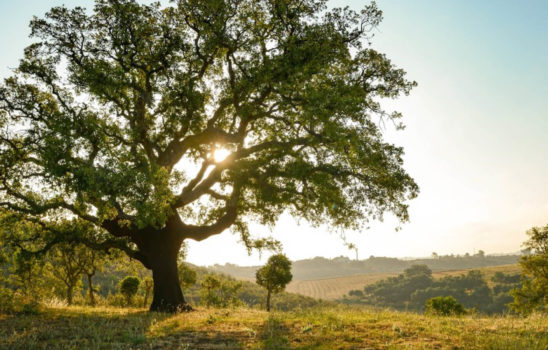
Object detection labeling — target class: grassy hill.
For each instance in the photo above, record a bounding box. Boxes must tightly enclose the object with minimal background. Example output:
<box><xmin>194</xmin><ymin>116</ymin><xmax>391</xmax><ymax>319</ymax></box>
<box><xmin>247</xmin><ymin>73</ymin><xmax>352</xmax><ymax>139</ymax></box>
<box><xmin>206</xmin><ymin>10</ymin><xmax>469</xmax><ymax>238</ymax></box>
<box><xmin>286</xmin><ymin>265</ymin><xmax>522</xmax><ymax>300</ymax></box>
<box><xmin>1</xmin><ymin>305</ymin><xmax>546</xmax><ymax>349</ymax></box>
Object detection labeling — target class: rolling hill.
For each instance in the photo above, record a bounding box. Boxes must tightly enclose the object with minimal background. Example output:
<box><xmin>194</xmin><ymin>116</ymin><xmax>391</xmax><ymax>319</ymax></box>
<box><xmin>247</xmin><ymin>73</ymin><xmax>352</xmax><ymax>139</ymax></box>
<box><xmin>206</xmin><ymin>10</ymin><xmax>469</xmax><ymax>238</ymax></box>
<box><xmin>285</xmin><ymin>264</ymin><xmax>522</xmax><ymax>300</ymax></box>
<box><xmin>209</xmin><ymin>254</ymin><xmax>520</xmax><ymax>281</ymax></box>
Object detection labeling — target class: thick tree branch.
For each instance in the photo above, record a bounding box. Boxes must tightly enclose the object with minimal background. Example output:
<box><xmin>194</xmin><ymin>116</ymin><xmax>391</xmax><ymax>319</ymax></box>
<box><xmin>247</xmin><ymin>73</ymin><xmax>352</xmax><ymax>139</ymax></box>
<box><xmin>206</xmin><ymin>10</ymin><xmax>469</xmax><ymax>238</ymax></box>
<box><xmin>181</xmin><ymin>183</ymin><xmax>241</xmax><ymax>242</ymax></box>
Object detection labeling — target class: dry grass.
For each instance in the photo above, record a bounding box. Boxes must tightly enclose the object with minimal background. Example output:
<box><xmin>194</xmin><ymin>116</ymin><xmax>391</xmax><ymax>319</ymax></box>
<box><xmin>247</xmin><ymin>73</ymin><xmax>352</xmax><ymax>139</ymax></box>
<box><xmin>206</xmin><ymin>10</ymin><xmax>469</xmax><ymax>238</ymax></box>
<box><xmin>1</xmin><ymin>304</ymin><xmax>546</xmax><ymax>349</ymax></box>
<box><xmin>286</xmin><ymin>265</ymin><xmax>522</xmax><ymax>300</ymax></box>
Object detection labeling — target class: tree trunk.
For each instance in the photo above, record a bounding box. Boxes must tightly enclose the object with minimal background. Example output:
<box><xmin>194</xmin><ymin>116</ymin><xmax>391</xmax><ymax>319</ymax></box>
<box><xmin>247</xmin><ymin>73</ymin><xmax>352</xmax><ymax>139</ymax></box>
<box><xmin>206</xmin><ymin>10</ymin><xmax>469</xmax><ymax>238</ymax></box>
<box><xmin>266</xmin><ymin>289</ymin><xmax>271</xmax><ymax>312</ymax></box>
<box><xmin>67</xmin><ymin>285</ymin><xmax>73</xmax><ymax>305</ymax></box>
<box><xmin>143</xmin><ymin>282</ymin><xmax>151</xmax><ymax>308</ymax></box>
<box><xmin>149</xmin><ymin>254</ymin><xmax>190</xmax><ymax>312</ymax></box>
<box><xmin>135</xmin><ymin>218</ymin><xmax>192</xmax><ymax>313</ymax></box>
<box><xmin>87</xmin><ymin>274</ymin><xmax>95</xmax><ymax>306</ymax></box>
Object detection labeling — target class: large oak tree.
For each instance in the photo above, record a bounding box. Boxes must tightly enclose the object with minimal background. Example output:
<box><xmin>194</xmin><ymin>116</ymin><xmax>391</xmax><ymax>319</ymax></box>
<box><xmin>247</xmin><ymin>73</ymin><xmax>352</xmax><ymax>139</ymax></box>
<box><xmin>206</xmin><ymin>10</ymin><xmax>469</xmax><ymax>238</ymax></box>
<box><xmin>0</xmin><ymin>0</ymin><xmax>418</xmax><ymax>312</ymax></box>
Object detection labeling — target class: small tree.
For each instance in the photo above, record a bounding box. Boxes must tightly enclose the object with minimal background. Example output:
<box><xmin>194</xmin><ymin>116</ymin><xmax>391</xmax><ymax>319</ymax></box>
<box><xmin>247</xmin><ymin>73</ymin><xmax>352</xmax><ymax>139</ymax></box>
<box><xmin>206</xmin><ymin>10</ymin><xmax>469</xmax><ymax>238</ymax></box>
<box><xmin>200</xmin><ymin>274</ymin><xmax>222</xmax><ymax>307</ymax></box>
<box><xmin>425</xmin><ymin>296</ymin><xmax>466</xmax><ymax>316</ymax></box>
<box><xmin>81</xmin><ymin>249</ymin><xmax>110</xmax><ymax>306</ymax></box>
<box><xmin>199</xmin><ymin>274</ymin><xmax>242</xmax><ymax>308</ymax></box>
<box><xmin>256</xmin><ymin>254</ymin><xmax>293</xmax><ymax>311</ymax></box>
<box><xmin>11</xmin><ymin>250</ymin><xmax>45</xmax><ymax>302</ymax></box>
<box><xmin>46</xmin><ymin>244</ymin><xmax>89</xmax><ymax>305</ymax></box>
<box><xmin>178</xmin><ymin>263</ymin><xmax>197</xmax><ymax>291</ymax></box>
<box><xmin>120</xmin><ymin>276</ymin><xmax>140</xmax><ymax>306</ymax></box>
<box><xmin>510</xmin><ymin>224</ymin><xmax>548</xmax><ymax>314</ymax></box>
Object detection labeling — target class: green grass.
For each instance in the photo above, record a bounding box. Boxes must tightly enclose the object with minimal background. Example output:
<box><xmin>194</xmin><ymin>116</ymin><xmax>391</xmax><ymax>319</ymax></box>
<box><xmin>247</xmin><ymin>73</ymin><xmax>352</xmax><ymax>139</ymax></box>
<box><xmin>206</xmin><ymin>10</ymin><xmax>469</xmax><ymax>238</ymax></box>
<box><xmin>0</xmin><ymin>305</ymin><xmax>546</xmax><ymax>349</ymax></box>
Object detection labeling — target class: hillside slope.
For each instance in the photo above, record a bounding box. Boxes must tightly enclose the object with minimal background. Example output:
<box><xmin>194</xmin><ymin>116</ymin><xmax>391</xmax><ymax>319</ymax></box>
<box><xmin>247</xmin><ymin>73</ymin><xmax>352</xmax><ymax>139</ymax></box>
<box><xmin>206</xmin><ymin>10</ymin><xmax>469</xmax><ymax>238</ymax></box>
<box><xmin>1</xmin><ymin>305</ymin><xmax>545</xmax><ymax>349</ymax></box>
<box><xmin>286</xmin><ymin>264</ymin><xmax>522</xmax><ymax>300</ymax></box>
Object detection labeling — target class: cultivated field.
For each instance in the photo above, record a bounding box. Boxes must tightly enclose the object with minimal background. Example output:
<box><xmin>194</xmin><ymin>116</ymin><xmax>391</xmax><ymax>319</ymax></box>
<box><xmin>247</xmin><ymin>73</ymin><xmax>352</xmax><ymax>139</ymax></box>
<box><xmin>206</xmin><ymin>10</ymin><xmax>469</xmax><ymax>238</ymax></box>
<box><xmin>286</xmin><ymin>265</ymin><xmax>522</xmax><ymax>300</ymax></box>
<box><xmin>1</xmin><ymin>305</ymin><xmax>546</xmax><ymax>349</ymax></box>
<box><xmin>286</xmin><ymin>273</ymin><xmax>397</xmax><ymax>300</ymax></box>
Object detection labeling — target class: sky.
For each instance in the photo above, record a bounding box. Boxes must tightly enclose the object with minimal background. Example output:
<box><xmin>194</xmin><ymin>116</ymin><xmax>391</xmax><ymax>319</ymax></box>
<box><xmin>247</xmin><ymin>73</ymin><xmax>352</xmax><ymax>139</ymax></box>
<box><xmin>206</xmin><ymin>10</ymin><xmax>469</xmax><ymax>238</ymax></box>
<box><xmin>0</xmin><ymin>1</ymin><xmax>546</xmax><ymax>266</ymax></box>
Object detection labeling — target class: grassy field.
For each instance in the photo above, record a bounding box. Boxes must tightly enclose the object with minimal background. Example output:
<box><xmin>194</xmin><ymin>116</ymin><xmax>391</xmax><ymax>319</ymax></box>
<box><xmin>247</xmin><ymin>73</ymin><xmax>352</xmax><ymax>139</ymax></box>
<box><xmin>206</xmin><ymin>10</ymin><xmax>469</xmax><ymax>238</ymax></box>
<box><xmin>1</xmin><ymin>304</ymin><xmax>546</xmax><ymax>349</ymax></box>
<box><xmin>286</xmin><ymin>265</ymin><xmax>522</xmax><ymax>300</ymax></box>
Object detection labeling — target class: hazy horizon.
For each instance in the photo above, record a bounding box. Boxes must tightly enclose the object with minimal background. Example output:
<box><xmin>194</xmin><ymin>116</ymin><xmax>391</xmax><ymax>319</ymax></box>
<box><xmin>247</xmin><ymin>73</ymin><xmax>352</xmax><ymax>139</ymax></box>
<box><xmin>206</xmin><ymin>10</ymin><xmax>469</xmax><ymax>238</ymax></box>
<box><xmin>1</xmin><ymin>0</ymin><xmax>546</xmax><ymax>267</ymax></box>
<box><xmin>202</xmin><ymin>250</ymin><xmax>522</xmax><ymax>268</ymax></box>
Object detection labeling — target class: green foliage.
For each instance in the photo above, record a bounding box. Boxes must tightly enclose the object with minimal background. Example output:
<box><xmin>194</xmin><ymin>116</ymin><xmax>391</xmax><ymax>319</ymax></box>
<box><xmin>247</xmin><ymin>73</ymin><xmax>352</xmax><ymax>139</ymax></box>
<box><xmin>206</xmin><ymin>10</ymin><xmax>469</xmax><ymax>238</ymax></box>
<box><xmin>119</xmin><ymin>276</ymin><xmax>141</xmax><ymax>306</ymax></box>
<box><xmin>256</xmin><ymin>254</ymin><xmax>293</xmax><ymax>311</ymax></box>
<box><xmin>409</xmin><ymin>270</ymin><xmax>492</xmax><ymax>311</ymax></box>
<box><xmin>256</xmin><ymin>254</ymin><xmax>293</xmax><ymax>294</ymax></box>
<box><xmin>0</xmin><ymin>286</ymin><xmax>42</xmax><ymax>315</ymax></box>
<box><xmin>425</xmin><ymin>296</ymin><xmax>466</xmax><ymax>316</ymax></box>
<box><xmin>0</xmin><ymin>0</ymin><xmax>418</xmax><ymax>297</ymax></box>
<box><xmin>45</xmin><ymin>243</ymin><xmax>93</xmax><ymax>305</ymax></box>
<box><xmin>200</xmin><ymin>274</ymin><xmax>222</xmax><ymax>307</ymax></box>
<box><xmin>89</xmin><ymin>257</ymin><xmax>151</xmax><ymax>300</ymax></box>
<box><xmin>200</xmin><ymin>274</ymin><xmax>242</xmax><ymax>308</ymax></box>
<box><xmin>348</xmin><ymin>290</ymin><xmax>364</xmax><ymax>297</ymax></box>
<box><xmin>488</xmin><ymin>272</ymin><xmax>521</xmax><ymax>313</ymax></box>
<box><xmin>178</xmin><ymin>263</ymin><xmax>197</xmax><ymax>290</ymax></box>
<box><xmin>346</xmin><ymin>265</ymin><xmax>519</xmax><ymax>314</ymax></box>
<box><xmin>0</xmin><ymin>287</ymin><xmax>15</xmax><ymax>313</ymax></box>
<box><xmin>358</xmin><ymin>265</ymin><xmax>433</xmax><ymax>309</ymax></box>
<box><xmin>181</xmin><ymin>265</ymin><xmax>319</xmax><ymax>311</ymax></box>
<box><xmin>510</xmin><ymin>224</ymin><xmax>548</xmax><ymax>314</ymax></box>
<box><xmin>9</xmin><ymin>250</ymin><xmax>46</xmax><ymax>301</ymax></box>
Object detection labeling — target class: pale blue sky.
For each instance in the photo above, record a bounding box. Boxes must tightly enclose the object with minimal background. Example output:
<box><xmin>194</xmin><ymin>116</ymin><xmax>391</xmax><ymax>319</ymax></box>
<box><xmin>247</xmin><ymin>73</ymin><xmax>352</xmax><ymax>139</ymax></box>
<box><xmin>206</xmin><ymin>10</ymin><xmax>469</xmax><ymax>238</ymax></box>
<box><xmin>1</xmin><ymin>1</ymin><xmax>546</xmax><ymax>265</ymax></box>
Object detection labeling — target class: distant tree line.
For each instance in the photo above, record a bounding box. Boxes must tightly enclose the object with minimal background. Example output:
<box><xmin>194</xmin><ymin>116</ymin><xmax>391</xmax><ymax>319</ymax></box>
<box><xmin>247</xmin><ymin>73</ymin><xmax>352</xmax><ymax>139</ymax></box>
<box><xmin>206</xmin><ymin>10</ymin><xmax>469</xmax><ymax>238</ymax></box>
<box><xmin>211</xmin><ymin>252</ymin><xmax>520</xmax><ymax>280</ymax></box>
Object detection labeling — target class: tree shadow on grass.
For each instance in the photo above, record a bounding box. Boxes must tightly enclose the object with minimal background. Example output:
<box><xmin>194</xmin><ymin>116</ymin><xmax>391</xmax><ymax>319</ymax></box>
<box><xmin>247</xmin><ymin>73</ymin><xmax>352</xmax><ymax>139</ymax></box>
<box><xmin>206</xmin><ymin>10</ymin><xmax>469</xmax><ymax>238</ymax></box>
<box><xmin>151</xmin><ymin>330</ymin><xmax>248</xmax><ymax>349</ymax></box>
<box><xmin>0</xmin><ymin>306</ymin><xmax>255</xmax><ymax>349</ymax></box>
<box><xmin>149</xmin><ymin>311</ymin><xmax>293</xmax><ymax>350</ymax></box>
<box><xmin>258</xmin><ymin>314</ymin><xmax>291</xmax><ymax>350</ymax></box>
<box><xmin>0</xmin><ymin>307</ymin><xmax>173</xmax><ymax>349</ymax></box>
<box><xmin>1</xmin><ymin>307</ymin><xmax>301</xmax><ymax>349</ymax></box>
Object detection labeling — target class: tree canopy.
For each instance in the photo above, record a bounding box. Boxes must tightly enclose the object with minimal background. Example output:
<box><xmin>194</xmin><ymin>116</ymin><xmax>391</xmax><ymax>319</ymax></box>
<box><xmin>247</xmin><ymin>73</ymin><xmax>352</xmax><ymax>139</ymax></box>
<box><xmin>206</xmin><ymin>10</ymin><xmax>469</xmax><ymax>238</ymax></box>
<box><xmin>0</xmin><ymin>0</ymin><xmax>418</xmax><ymax>311</ymax></box>
<box><xmin>511</xmin><ymin>224</ymin><xmax>548</xmax><ymax>314</ymax></box>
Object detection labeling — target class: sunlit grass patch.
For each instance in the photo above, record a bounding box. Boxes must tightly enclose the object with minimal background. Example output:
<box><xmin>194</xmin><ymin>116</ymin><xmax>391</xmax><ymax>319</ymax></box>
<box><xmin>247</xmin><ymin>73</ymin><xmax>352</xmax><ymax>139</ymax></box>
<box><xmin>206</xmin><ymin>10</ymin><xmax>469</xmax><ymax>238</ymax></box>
<box><xmin>0</xmin><ymin>305</ymin><xmax>546</xmax><ymax>349</ymax></box>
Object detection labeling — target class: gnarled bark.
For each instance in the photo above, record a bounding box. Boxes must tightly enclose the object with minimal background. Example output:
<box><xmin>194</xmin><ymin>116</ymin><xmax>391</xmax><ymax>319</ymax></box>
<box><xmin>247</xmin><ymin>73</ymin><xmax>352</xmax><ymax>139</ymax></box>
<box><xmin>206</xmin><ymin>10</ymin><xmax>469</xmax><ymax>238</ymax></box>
<box><xmin>134</xmin><ymin>217</ymin><xmax>192</xmax><ymax>313</ymax></box>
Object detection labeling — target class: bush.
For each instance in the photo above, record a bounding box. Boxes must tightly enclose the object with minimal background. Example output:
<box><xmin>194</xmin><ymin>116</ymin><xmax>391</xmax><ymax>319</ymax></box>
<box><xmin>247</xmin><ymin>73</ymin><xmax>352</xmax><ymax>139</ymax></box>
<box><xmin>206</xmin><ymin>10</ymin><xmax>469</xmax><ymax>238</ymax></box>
<box><xmin>0</xmin><ymin>287</ymin><xmax>15</xmax><ymax>313</ymax></box>
<box><xmin>119</xmin><ymin>276</ymin><xmax>140</xmax><ymax>306</ymax></box>
<box><xmin>0</xmin><ymin>288</ymin><xmax>42</xmax><ymax>314</ymax></box>
<box><xmin>425</xmin><ymin>296</ymin><xmax>466</xmax><ymax>316</ymax></box>
<box><xmin>20</xmin><ymin>300</ymin><xmax>41</xmax><ymax>315</ymax></box>
<box><xmin>200</xmin><ymin>274</ymin><xmax>242</xmax><ymax>308</ymax></box>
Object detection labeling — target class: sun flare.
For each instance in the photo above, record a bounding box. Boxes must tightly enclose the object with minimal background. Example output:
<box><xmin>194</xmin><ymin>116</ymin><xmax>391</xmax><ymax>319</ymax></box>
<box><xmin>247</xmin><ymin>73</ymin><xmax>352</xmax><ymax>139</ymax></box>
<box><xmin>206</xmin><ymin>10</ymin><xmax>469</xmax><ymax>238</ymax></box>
<box><xmin>213</xmin><ymin>148</ymin><xmax>231</xmax><ymax>163</ymax></box>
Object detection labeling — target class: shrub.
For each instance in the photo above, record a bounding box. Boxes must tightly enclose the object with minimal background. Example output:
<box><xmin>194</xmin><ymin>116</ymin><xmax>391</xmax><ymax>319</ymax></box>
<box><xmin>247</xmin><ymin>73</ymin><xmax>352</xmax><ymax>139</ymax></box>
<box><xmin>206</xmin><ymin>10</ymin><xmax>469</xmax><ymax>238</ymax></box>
<box><xmin>348</xmin><ymin>290</ymin><xmax>364</xmax><ymax>298</ymax></box>
<box><xmin>0</xmin><ymin>287</ymin><xmax>15</xmax><ymax>313</ymax></box>
<box><xmin>0</xmin><ymin>287</ymin><xmax>42</xmax><ymax>314</ymax></box>
<box><xmin>119</xmin><ymin>276</ymin><xmax>140</xmax><ymax>306</ymax></box>
<box><xmin>200</xmin><ymin>274</ymin><xmax>242</xmax><ymax>308</ymax></box>
<box><xmin>425</xmin><ymin>296</ymin><xmax>466</xmax><ymax>316</ymax></box>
